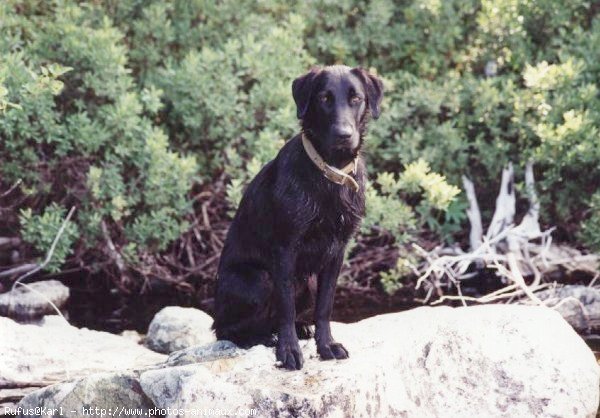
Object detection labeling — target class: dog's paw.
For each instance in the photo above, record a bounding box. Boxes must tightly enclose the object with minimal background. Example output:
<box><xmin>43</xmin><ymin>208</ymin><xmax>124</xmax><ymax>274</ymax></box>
<box><xmin>317</xmin><ymin>341</ymin><xmax>349</xmax><ymax>361</ymax></box>
<box><xmin>276</xmin><ymin>339</ymin><xmax>304</xmax><ymax>370</ymax></box>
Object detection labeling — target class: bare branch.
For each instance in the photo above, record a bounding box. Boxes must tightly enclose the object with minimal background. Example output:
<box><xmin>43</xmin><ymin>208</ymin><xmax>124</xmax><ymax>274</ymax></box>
<box><xmin>11</xmin><ymin>206</ymin><xmax>76</xmax><ymax>291</ymax></box>
<box><xmin>462</xmin><ymin>176</ymin><xmax>482</xmax><ymax>251</ymax></box>
<box><xmin>415</xmin><ymin>162</ymin><xmax>598</xmax><ymax>308</ymax></box>
<box><xmin>486</xmin><ymin>163</ymin><xmax>515</xmax><ymax>241</ymax></box>
<box><xmin>0</xmin><ymin>263</ymin><xmax>38</xmax><ymax>279</ymax></box>
<box><xmin>101</xmin><ymin>220</ymin><xmax>126</xmax><ymax>275</ymax></box>
<box><xmin>0</xmin><ymin>179</ymin><xmax>22</xmax><ymax>198</ymax></box>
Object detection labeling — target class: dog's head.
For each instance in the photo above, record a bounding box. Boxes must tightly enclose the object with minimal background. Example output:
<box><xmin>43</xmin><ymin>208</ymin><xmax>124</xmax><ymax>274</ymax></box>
<box><xmin>292</xmin><ymin>65</ymin><xmax>383</xmax><ymax>165</ymax></box>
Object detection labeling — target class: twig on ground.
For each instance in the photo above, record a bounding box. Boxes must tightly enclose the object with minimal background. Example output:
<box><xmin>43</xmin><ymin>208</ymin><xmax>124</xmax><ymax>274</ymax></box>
<box><xmin>499</xmin><ymin>253</ymin><xmax>545</xmax><ymax>306</ymax></box>
<box><xmin>0</xmin><ymin>263</ymin><xmax>39</xmax><ymax>279</ymax></box>
<box><xmin>414</xmin><ymin>163</ymin><xmax>599</xmax><ymax>308</ymax></box>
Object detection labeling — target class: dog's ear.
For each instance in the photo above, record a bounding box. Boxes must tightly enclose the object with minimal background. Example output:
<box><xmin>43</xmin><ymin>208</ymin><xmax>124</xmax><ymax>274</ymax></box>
<box><xmin>351</xmin><ymin>68</ymin><xmax>384</xmax><ymax>119</ymax></box>
<box><xmin>292</xmin><ymin>67</ymin><xmax>321</xmax><ymax>120</ymax></box>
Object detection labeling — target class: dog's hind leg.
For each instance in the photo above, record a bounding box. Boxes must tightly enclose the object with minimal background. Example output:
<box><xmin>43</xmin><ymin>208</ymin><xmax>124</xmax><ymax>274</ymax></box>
<box><xmin>213</xmin><ymin>265</ymin><xmax>275</xmax><ymax>348</ymax></box>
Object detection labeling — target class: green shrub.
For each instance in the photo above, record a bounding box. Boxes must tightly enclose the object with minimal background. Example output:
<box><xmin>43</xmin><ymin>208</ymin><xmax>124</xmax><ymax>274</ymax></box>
<box><xmin>362</xmin><ymin>160</ymin><xmax>461</xmax><ymax>243</ymax></box>
<box><xmin>153</xmin><ymin>12</ymin><xmax>312</xmax><ymax>173</ymax></box>
<box><xmin>1</xmin><ymin>0</ymin><xmax>598</xmax><ymax>287</ymax></box>
<box><xmin>0</xmin><ymin>1</ymin><xmax>196</xmax><ymax>273</ymax></box>
<box><xmin>19</xmin><ymin>204</ymin><xmax>78</xmax><ymax>273</ymax></box>
<box><xmin>579</xmin><ymin>193</ymin><xmax>600</xmax><ymax>253</ymax></box>
<box><xmin>361</xmin><ymin>161</ymin><xmax>461</xmax><ymax>293</ymax></box>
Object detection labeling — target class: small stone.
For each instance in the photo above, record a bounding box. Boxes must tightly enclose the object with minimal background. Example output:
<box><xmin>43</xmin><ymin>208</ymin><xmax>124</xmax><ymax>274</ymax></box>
<box><xmin>165</xmin><ymin>340</ymin><xmax>241</xmax><ymax>367</ymax></box>
<box><xmin>145</xmin><ymin>306</ymin><xmax>215</xmax><ymax>354</ymax></box>
<box><xmin>0</xmin><ymin>280</ymin><xmax>69</xmax><ymax>319</ymax></box>
<box><xmin>120</xmin><ymin>330</ymin><xmax>144</xmax><ymax>344</ymax></box>
<box><xmin>534</xmin><ymin>285</ymin><xmax>600</xmax><ymax>332</ymax></box>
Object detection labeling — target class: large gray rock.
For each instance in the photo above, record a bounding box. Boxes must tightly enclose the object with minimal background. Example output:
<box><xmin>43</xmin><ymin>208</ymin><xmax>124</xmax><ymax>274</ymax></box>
<box><xmin>145</xmin><ymin>306</ymin><xmax>215</xmax><ymax>354</ymax></box>
<box><xmin>0</xmin><ymin>280</ymin><xmax>69</xmax><ymax>318</ymax></box>
<box><xmin>0</xmin><ymin>315</ymin><xmax>165</xmax><ymax>389</ymax></box>
<box><xmin>535</xmin><ymin>285</ymin><xmax>600</xmax><ymax>332</ymax></box>
<box><xmin>139</xmin><ymin>305</ymin><xmax>599</xmax><ymax>418</ymax></box>
<box><xmin>12</xmin><ymin>305</ymin><xmax>600</xmax><ymax>418</ymax></box>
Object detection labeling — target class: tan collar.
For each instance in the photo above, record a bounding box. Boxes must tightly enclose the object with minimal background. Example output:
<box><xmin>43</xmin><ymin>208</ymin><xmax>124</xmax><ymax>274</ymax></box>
<box><xmin>301</xmin><ymin>134</ymin><xmax>360</xmax><ymax>192</ymax></box>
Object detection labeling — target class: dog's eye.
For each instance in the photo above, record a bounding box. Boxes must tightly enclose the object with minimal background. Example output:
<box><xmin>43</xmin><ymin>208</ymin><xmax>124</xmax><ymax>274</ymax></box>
<box><xmin>350</xmin><ymin>95</ymin><xmax>362</xmax><ymax>105</ymax></box>
<box><xmin>320</xmin><ymin>94</ymin><xmax>331</xmax><ymax>104</ymax></box>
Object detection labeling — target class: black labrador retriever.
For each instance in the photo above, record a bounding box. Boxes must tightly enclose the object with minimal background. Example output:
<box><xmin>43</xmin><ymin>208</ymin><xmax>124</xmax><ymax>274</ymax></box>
<box><xmin>213</xmin><ymin>65</ymin><xmax>383</xmax><ymax>370</ymax></box>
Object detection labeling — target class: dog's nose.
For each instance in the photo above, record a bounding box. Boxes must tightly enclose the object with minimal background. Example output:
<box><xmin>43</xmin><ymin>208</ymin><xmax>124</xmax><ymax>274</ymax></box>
<box><xmin>332</xmin><ymin>124</ymin><xmax>353</xmax><ymax>140</ymax></box>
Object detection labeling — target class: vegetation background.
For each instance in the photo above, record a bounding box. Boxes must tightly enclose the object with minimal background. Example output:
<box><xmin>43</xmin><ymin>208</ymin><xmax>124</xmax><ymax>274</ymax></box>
<box><xmin>1</xmin><ymin>0</ymin><xmax>599</xmax><ymax>330</ymax></box>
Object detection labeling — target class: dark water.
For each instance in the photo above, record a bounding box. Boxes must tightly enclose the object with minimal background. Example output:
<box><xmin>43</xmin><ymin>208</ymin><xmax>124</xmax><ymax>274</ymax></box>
<box><xmin>61</xmin><ymin>273</ymin><xmax>418</xmax><ymax>333</ymax></box>
<box><xmin>64</xmin><ymin>276</ymin><xmax>201</xmax><ymax>333</ymax></box>
<box><xmin>584</xmin><ymin>335</ymin><xmax>600</xmax><ymax>361</ymax></box>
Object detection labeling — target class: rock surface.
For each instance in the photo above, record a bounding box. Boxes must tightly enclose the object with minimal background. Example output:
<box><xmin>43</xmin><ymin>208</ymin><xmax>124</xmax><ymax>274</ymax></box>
<box><xmin>535</xmin><ymin>285</ymin><xmax>600</xmax><ymax>332</ymax></box>
<box><xmin>10</xmin><ymin>305</ymin><xmax>600</xmax><ymax>418</ymax></box>
<box><xmin>139</xmin><ymin>305</ymin><xmax>599</xmax><ymax>417</ymax></box>
<box><xmin>164</xmin><ymin>340</ymin><xmax>242</xmax><ymax>367</ymax></box>
<box><xmin>18</xmin><ymin>373</ymin><xmax>155</xmax><ymax>418</ymax></box>
<box><xmin>0</xmin><ymin>280</ymin><xmax>69</xmax><ymax>318</ymax></box>
<box><xmin>0</xmin><ymin>315</ymin><xmax>165</xmax><ymax>389</ymax></box>
<box><xmin>145</xmin><ymin>306</ymin><xmax>215</xmax><ymax>354</ymax></box>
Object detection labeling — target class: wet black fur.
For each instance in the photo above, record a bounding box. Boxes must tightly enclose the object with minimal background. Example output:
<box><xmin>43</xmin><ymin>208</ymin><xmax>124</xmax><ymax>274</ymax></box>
<box><xmin>212</xmin><ymin>66</ymin><xmax>383</xmax><ymax>370</ymax></box>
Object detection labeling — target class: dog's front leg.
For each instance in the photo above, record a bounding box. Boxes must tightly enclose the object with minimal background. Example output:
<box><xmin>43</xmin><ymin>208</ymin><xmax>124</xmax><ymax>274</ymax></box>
<box><xmin>315</xmin><ymin>247</ymin><xmax>349</xmax><ymax>361</ymax></box>
<box><xmin>273</xmin><ymin>248</ymin><xmax>303</xmax><ymax>370</ymax></box>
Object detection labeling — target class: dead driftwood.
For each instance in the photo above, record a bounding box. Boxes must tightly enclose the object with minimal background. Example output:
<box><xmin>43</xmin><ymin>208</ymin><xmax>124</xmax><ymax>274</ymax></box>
<box><xmin>413</xmin><ymin>162</ymin><xmax>599</xmax><ymax>306</ymax></box>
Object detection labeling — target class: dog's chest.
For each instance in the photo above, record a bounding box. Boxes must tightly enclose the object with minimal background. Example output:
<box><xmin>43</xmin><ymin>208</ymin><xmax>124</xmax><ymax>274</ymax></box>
<box><xmin>295</xmin><ymin>189</ymin><xmax>363</xmax><ymax>274</ymax></box>
<box><xmin>308</xmin><ymin>207</ymin><xmax>357</xmax><ymax>239</ymax></box>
